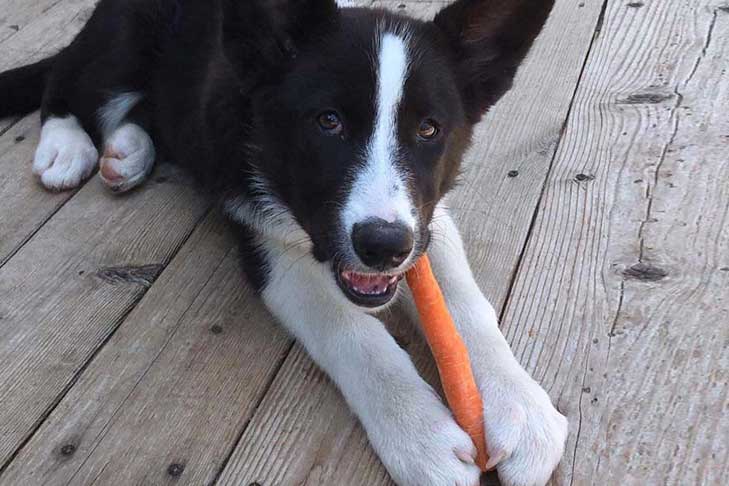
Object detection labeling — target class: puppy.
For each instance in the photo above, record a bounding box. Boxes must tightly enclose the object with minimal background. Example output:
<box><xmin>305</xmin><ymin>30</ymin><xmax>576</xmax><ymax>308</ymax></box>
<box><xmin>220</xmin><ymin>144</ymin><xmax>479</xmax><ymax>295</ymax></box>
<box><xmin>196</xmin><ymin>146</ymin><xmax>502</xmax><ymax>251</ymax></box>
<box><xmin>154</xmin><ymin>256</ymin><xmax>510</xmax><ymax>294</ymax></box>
<box><xmin>0</xmin><ymin>1</ymin><xmax>567</xmax><ymax>484</ymax></box>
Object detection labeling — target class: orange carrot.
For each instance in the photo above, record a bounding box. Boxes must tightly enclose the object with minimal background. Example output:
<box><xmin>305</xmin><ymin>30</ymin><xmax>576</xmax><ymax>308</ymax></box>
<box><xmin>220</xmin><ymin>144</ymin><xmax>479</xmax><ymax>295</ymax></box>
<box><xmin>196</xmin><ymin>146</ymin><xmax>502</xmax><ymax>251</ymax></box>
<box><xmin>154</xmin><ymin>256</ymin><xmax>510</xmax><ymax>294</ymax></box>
<box><xmin>406</xmin><ymin>254</ymin><xmax>489</xmax><ymax>471</ymax></box>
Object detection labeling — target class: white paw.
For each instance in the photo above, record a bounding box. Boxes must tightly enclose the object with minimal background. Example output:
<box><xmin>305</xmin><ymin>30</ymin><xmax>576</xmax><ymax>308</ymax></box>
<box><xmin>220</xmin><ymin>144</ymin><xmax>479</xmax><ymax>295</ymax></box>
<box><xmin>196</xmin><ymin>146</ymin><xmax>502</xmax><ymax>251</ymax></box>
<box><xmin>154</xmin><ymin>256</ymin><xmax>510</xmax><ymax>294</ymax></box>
<box><xmin>368</xmin><ymin>389</ymin><xmax>481</xmax><ymax>486</ymax></box>
<box><xmin>480</xmin><ymin>371</ymin><xmax>568</xmax><ymax>486</ymax></box>
<box><xmin>99</xmin><ymin>123</ymin><xmax>155</xmax><ymax>193</ymax></box>
<box><xmin>33</xmin><ymin>116</ymin><xmax>98</xmax><ymax>191</ymax></box>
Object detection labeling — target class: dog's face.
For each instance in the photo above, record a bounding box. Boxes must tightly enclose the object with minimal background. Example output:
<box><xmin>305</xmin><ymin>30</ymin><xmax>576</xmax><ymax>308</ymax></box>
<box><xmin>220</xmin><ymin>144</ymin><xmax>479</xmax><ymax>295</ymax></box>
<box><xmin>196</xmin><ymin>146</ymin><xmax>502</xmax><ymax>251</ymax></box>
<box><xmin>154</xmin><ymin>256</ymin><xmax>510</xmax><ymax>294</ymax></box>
<box><xmin>228</xmin><ymin>0</ymin><xmax>553</xmax><ymax>308</ymax></box>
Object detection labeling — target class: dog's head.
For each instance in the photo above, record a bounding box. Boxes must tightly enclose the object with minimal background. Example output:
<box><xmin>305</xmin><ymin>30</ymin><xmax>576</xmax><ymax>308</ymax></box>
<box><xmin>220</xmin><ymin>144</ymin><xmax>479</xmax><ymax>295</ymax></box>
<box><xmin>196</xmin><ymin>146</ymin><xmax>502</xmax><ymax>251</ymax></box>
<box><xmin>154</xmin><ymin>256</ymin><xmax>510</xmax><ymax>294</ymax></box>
<box><xmin>225</xmin><ymin>0</ymin><xmax>554</xmax><ymax>308</ymax></box>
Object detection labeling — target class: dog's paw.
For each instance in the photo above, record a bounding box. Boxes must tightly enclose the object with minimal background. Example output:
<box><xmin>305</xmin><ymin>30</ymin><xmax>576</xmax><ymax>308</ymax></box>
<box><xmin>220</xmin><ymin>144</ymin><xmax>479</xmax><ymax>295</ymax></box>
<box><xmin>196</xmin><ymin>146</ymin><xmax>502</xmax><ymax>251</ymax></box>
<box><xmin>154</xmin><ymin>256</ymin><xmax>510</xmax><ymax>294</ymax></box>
<box><xmin>480</xmin><ymin>372</ymin><xmax>568</xmax><ymax>486</ymax></box>
<box><xmin>33</xmin><ymin>116</ymin><xmax>98</xmax><ymax>191</ymax></box>
<box><xmin>369</xmin><ymin>390</ymin><xmax>481</xmax><ymax>486</ymax></box>
<box><xmin>99</xmin><ymin>123</ymin><xmax>155</xmax><ymax>193</ymax></box>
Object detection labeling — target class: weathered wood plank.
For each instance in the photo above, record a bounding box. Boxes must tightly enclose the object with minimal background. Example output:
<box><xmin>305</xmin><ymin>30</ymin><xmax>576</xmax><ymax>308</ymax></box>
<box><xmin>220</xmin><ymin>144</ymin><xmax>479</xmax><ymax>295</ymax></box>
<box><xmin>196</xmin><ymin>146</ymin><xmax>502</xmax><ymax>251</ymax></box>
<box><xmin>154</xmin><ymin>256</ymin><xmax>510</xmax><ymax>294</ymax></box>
<box><xmin>0</xmin><ymin>117</ymin><xmax>73</xmax><ymax>266</ymax></box>
<box><xmin>0</xmin><ymin>0</ymin><xmax>70</xmax><ymax>45</ymax></box>
<box><xmin>498</xmin><ymin>1</ymin><xmax>729</xmax><ymax>484</ymax></box>
<box><xmin>0</xmin><ymin>164</ymin><xmax>207</xmax><ymax>468</ymax></box>
<box><xmin>217</xmin><ymin>0</ymin><xmax>607</xmax><ymax>484</ymax></box>
<box><xmin>0</xmin><ymin>214</ymin><xmax>293</xmax><ymax>486</ymax></box>
<box><xmin>0</xmin><ymin>0</ymin><xmax>96</xmax><ymax>72</ymax></box>
<box><xmin>217</xmin><ymin>344</ymin><xmax>390</xmax><ymax>486</ymax></box>
<box><xmin>0</xmin><ymin>0</ymin><xmax>100</xmax><ymax>262</ymax></box>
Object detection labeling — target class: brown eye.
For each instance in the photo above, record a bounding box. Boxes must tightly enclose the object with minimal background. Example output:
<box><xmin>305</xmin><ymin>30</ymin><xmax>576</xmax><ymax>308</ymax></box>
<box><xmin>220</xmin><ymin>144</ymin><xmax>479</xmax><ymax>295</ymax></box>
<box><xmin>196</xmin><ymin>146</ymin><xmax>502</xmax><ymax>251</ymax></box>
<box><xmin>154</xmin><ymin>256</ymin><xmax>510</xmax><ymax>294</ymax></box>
<box><xmin>417</xmin><ymin>119</ymin><xmax>439</xmax><ymax>140</ymax></box>
<box><xmin>317</xmin><ymin>111</ymin><xmax>342</xmax><ymax>134</ymax></box>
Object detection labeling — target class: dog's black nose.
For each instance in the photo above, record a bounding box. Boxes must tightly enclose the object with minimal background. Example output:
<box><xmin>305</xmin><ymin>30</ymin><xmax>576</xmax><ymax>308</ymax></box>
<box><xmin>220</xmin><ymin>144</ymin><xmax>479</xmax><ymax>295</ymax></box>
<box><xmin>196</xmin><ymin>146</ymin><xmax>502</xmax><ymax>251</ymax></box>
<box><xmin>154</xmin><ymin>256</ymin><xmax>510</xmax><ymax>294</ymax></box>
<box><xmin>352</xmin><ymin>218</ymin><xmax>414</xmax><ymax>270</ymax></box>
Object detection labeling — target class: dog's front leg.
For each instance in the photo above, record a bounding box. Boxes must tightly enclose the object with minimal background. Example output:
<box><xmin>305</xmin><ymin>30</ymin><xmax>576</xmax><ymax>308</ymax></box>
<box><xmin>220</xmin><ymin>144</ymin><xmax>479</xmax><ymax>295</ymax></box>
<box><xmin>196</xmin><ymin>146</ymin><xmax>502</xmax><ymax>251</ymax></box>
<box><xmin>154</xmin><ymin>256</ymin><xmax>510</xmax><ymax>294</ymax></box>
<box><xmin>402</xmin><ymin>204</ymin><xmax>568</xmax><ymax>486</ymax></box>
<box><xmin>260</xmin><ymin>242</ymin><xmax>481</xmax><ymax>486</ymax></box>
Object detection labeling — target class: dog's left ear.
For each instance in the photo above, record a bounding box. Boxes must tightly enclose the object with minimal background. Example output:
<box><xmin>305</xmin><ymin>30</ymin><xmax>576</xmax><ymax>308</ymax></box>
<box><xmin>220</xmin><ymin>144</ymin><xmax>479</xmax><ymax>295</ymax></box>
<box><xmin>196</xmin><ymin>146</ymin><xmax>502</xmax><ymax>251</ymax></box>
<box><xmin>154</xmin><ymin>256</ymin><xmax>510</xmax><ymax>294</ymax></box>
<box><xmin>267</xmin><ymin>0</ymin><xmax>339</xmax><ymax>53</ymax></box>
<box><xmin>222</xmin><ymin>0</ymin><xmax>338</xmax><ymax>86</ymax></box>
<box><xmin>433</xmin><ymin>0</ymin><xmax>555</xmax><ymax>122</ymax></box>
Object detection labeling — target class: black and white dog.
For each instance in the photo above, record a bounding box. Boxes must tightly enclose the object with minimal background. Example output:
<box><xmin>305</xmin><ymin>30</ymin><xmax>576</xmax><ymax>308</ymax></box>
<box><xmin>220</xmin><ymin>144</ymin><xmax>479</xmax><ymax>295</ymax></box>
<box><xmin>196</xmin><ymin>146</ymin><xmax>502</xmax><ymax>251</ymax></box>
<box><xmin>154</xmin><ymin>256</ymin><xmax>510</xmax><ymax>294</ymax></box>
<box><xmin>0</xmin><ymin>0</ymin><xmax>567</xmax><ymax>484</ymax></box>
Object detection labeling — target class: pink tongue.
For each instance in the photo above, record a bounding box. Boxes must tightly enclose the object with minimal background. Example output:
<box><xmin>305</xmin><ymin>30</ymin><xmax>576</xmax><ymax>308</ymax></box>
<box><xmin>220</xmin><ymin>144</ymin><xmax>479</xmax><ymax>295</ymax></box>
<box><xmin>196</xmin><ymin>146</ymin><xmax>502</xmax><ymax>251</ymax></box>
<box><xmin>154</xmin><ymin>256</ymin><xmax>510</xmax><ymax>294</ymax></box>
<box><xmin>350</xmin><ymin>273</ymin><xmax>389</xmax><ymax>294</ymax></box>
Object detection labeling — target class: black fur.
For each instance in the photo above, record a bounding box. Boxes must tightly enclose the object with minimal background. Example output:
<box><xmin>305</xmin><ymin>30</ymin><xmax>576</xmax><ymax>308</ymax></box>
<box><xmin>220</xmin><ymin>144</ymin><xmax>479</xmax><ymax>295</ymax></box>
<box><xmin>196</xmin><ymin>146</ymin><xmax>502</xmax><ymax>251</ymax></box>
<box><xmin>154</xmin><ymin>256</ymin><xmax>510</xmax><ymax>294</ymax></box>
<box><xmin>0</xmin><ymin>57</ymin><xmax>56</xmax><ymax>117</ymax></box>
<box><xmin>0</xmin><ymin>0</ymin><xmax>554</xmax><ymax>293</ymax></box>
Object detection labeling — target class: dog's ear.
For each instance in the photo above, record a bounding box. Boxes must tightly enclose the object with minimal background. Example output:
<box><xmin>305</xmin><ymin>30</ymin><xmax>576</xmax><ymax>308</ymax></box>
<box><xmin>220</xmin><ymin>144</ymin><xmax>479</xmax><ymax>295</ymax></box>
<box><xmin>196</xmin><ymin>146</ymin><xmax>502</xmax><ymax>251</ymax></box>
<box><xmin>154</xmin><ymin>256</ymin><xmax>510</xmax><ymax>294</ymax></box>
<box><xmin>222</xmin><ymin>0</ymin><xmax>338</xmax><ymax>87</ymax></box>
<box><xmin>433</xmin><ymin>0</ymin><xmax>555</xmax><ymax>122</ymax></box>
<box><xmin>266</xmin><ymin>0</ymin><xmax>339</xmax><ymax>50</ymax></box>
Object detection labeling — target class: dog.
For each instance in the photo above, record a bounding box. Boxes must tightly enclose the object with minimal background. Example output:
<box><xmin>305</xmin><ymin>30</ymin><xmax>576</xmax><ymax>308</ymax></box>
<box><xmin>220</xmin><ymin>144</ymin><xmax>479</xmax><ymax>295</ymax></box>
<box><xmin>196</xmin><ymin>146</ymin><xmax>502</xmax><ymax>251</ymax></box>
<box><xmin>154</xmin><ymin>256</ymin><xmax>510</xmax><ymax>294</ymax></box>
<box><xmin>0</xmin><ymin>1</ymin><xmax>567</xmax><ymax>484</ymax></box>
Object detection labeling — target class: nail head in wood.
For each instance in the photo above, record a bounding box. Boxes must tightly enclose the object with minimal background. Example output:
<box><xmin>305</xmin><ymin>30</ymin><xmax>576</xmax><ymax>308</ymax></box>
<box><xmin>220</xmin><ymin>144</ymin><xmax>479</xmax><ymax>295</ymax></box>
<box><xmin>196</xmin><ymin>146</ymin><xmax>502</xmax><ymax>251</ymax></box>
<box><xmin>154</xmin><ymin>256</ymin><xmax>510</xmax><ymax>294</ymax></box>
<box><xmin>167</xmin><ymin>463</ymin><xmax>185</xmax><ymax>477</ymax></box>
<box><xmin>60</xmin><ymin>444</ymin><xmax>76</xmax><ymax>456</ymax></box>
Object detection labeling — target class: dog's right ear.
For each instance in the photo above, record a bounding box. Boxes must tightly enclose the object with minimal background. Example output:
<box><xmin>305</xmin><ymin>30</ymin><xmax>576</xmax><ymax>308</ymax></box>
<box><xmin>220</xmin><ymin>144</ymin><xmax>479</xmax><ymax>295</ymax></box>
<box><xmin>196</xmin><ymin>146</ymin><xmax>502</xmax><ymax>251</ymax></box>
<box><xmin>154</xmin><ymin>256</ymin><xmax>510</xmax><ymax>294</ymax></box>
<box><xmin>222</xmin><ymin>0</ymin><xmax>338</xmax><ymax>85</ymax></box>
<box><xmin>433</xmin><ymin>0</ymin><xmax>555</xmax><ymax>122</ymax></box>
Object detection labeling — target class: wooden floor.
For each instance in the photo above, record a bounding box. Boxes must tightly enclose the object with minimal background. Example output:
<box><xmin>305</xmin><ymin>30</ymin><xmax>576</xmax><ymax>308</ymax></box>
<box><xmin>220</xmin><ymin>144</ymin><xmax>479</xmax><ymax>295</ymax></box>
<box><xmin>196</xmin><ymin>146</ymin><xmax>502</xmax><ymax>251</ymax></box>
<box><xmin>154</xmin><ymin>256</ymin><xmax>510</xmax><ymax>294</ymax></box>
<box><xmin>1</xmin><ymin>0</ymin><xmax>727</xmax><ymax>484</ymax></box>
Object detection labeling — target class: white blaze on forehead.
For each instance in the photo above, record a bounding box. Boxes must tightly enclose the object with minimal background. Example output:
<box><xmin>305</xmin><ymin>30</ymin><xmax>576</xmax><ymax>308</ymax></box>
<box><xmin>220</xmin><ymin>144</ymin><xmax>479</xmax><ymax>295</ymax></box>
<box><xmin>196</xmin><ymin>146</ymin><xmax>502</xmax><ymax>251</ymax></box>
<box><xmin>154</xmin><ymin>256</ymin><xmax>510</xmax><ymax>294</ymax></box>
<box><xmin>342</xmin><ymin>32</ymin><xmax>416</xmax><ymax>235</ymax></box>
<box><xmin>371</xmin><ymin>33</ymin><xmax>408</xmax><ymax>170</ymax></box>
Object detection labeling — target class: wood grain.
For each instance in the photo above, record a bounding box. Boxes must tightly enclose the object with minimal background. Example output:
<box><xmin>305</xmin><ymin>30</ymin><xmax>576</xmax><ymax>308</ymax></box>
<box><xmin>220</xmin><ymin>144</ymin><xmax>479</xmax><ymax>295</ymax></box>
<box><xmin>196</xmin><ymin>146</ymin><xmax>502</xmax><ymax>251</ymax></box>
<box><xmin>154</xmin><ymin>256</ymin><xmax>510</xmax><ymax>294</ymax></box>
<box><xmin>0</xmin><ymin>0</ymin><xmax>100</xmax><ymax>260</ymax></box>
<box><xmin>499</xmin><ymin>1</ymin><xmax>729</xmax><ymax>484</ymax></box>
<box><xmin>216</xmin><ymin>345</ymin><xmax>386</xmax><ymax>486</ymax></box>
<box><xmin>0</xmin><ymin>0</ymin><xmax>75</xmax><ymax>45</ymax></box>
<box><xmin>0</xmin><ymin>0</ymin><xmax>96</xmax><ymax>72</ymax></box>
<box><xmin>0</xmin><ymin>214</ymin><xmax>293</xmax><ymax>486</ymax></box>
<box><xmin>216</xmin><ymin>0</ymin><xmax>608</xmax><ymax>484</ymax></box>
<box><xmin>0</xmin><ymin>164</ymin><xmax>207</xmax><ymax>468</ymax></box>
<box><xmin>0</xmin><ymin>117</ymin><xmax>72</xmax><ymax>266</ymax></box>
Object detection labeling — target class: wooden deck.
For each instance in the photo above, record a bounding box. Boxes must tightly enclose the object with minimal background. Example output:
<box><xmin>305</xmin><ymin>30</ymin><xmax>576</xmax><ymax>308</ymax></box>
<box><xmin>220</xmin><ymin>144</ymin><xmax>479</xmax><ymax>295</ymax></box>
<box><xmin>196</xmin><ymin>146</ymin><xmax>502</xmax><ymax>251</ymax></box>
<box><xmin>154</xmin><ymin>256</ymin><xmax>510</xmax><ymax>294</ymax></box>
<box><xmin>1</xmin><ymin>0</ymin><xmax>727</xmax><ymax>484</ymax></box>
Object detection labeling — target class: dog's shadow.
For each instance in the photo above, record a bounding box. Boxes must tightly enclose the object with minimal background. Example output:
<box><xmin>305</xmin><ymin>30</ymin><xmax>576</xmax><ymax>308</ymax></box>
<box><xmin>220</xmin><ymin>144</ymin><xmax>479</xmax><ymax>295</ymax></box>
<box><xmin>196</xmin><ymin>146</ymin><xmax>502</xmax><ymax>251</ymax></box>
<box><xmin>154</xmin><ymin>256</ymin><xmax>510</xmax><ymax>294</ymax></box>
<box><xmin>482</xmin><ymin>472</ymin><xmax>501</xmax><ymax>486</ymax></box>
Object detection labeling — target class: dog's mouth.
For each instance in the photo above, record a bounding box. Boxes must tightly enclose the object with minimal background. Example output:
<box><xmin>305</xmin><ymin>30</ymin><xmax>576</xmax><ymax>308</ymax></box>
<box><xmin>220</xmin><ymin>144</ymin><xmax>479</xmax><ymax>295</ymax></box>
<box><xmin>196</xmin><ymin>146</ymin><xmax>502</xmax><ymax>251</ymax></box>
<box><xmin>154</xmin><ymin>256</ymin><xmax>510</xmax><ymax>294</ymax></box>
<box><xmin>335</xmin><ymin>269</ymin><xmax>405</xmax><ymax>308</ymax></box>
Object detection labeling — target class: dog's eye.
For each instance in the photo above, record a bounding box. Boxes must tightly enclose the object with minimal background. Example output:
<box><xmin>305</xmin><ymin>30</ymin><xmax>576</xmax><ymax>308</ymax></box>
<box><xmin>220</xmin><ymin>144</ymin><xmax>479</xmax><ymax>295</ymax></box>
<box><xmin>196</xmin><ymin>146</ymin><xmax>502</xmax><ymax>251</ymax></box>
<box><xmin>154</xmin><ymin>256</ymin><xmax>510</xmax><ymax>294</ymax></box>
<box><xmin>417</xmin><ymin>119</ymin><xmax>439</xmax><ymax>140</ymax></box>
<box><xmin>317</xmin><ymin>111</ymin><xmax>343</xmax><ymax>134</ymax></box>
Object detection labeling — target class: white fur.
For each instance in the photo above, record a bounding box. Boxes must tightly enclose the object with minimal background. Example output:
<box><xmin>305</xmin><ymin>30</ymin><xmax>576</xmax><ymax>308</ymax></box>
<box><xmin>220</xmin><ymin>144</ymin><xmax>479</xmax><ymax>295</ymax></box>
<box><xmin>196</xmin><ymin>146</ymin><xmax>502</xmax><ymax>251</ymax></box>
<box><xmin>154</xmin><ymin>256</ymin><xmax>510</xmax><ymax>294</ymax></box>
<box><xmin>33</xmin><ymin>115</ymin><xmax>98</xmax><ymax>190</ymax></box>
<box><xmin>97</xmin><ymin>92</ymin><xmax>143</xmax><ymax>138</ymax></box>
<box><xmin>342</xmin><ymin>33</ymin><xmax>416</xmax><ymax>249</ymax></box>
<box><xmin>99</xmin><ymin>123</ymin><xmax>155</xmax><ymax>193</ymax></box>
<box><xmin>261</xmin><ymin>235</ymin><xmax>481</xmax><ymax>486</ymax></box>
<box><xmin>400</xmin><ymin>203</ymin><xmax>569</xmax><ymax>486</ymax></box>
<box><xmin>224</xmin><ymin>171</ymin><xmax>312</xmax><ymax>249</ymax></box>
